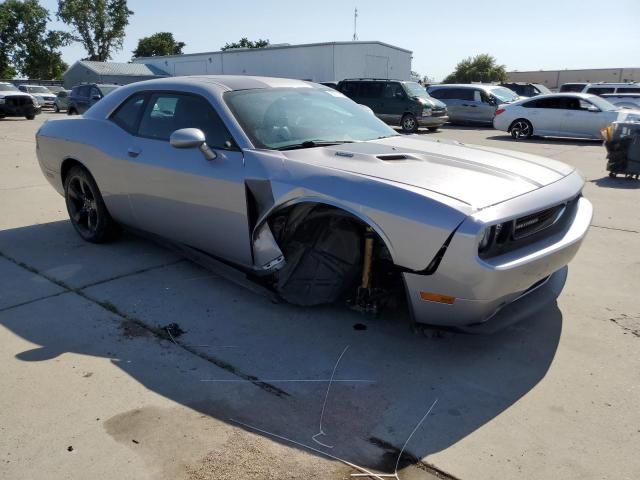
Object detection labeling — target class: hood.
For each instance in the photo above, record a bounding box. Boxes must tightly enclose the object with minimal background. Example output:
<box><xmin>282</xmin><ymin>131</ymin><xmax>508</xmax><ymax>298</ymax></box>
<box><xmin>414</xmin><ymin>95</ymin><xmax>447</xmax><ymax>109</ymax></box>
<box><xmin>281</xmin><ymin>136</ymin><xmax>574</xmax><ymax>210</ymax></box>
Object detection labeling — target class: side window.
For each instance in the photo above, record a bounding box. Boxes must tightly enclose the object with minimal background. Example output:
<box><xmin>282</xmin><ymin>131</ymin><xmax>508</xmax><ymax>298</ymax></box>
<box><xmin>578</xmin><ymin>99</ymin><xmax>595</xmax><ymax>111</ymax></box>
<box><xmin>359</xmin><ymin>82</ymin><xmax>384</xmax><ymax>98</ymax></box>
<box><xmin>618</xmin><ymin>87</ymin><xmax>640</xmax><ymax>93</ymax></box>
<box><xmin>428</xmin><ymin>89</ymin><xmax>446</xmax><ymax>99</ymax></box>
<box><xmin>110</xmin><ymin>93</ymin><xmax>147</xmax><ymax>134</ymax></box>
<box><xmin>586</xmin><ymin>87</ymin><xmax>615</xmax><ymax>95</ymax></box>
<box><xmin>384</xmin><ymin>82</ymin><xmax>404</xmax><ymax>99</ymax></box>
<box><xmin>78</xmin><ymin>86</ymin><xmax>90</xmax><ymax>97</ymax></box>
<box><xmin>138</xmin><ymin>93</ymin><xmax>236</xmax><ymax>149</ymax></box>
<box><xmin>339</xmin><ymin>81</ymin><xmax>360</xmax><ymax>97</ymax></box>
<box><xmin>522</xmin><ymin>99</ymin><xmax>538</xmax><ymax>108</ymax></box>
<box><xmin>453</xmin><ymin>89</ymin><xmax>474</xmax><ymax>101</ymax></box>
<box><xmin>532</xmin><ymin>98</ymin><xmax>561</xmax><ymax>109</ymax></box>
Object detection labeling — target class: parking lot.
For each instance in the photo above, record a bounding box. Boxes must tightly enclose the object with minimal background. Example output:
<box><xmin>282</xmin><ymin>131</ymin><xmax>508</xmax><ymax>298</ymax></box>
<box><xmin>1</xmin><ymin>112</ymin><xmax>638</xmax><ymax>480</ymax></box>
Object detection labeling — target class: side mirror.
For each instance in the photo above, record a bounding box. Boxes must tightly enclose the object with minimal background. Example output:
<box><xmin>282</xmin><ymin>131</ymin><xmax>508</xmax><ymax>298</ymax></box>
<box><xmin>587</xmin><ymin>105</ymin><xmax>600</xmax><ymax>112</ymax></box>
<box><xmin>91</xmin><ymin>94</ymin><xmax>101</xmax><ymax>101</ymax></box>
<box><xmin>170</xmin><ymin>128</ymin><xmax>217</xmax><ymax>160</ymax></box>
<box><xmin>395</xmin><ymin>91</ymin><xmax>405</xmax><ymax>99</ymax></box>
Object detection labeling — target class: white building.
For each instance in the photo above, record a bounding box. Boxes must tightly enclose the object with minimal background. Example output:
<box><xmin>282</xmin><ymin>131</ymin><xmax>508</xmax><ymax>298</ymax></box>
<box><xmin>132</xmin><ymin>41</ymin><xmax>413</xmax><ymax>82</ymax></box>
<box><xmin>507</xmin><ymin>68</ymin><xmax>640</xmax><ymax>90</ymax></box>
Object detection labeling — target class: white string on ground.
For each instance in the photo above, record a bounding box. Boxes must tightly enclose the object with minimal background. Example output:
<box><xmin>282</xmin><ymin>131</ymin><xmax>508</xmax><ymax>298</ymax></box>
<box><xmin>394</xmin><ymin>398</ymin><xmax>439</xmax><ymax>476</ymax></box>
<box><xmin>312</xmin><ymin>345</ymin><xmax>350</xmax><ymax>449</ymax></box>
<box><xmin>230</xmin><ymin>418</ymin><xmax>388</xmax><ymax>480</ymax></box>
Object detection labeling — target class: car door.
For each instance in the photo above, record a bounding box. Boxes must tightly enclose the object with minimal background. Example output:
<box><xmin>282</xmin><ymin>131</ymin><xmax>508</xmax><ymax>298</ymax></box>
<box><xmin>89</xmin><ymin>86</ymin><xmax>102</xmax><ymax>109</ymax></box>
<box><xmin>430</xmin><ymin>88</ymin><xmax>463</xmax><ymax>122</ymax></box>
<box><xmin>474</xmin><ymin>90</ymin><xmax>497</xmax><ymax>123</ymax></box>
<box><xmin>565</xmin><ymin>98</ymin><xmax>618</xmax><ymax>138</ymax></box>
<box><xmin>114</xmin><ymin>91</ymin><xmax>252</xmax><ymax>266</ymax></box>
<box><xmin>379</xmin><ymin>82</ymin><xmax>406</xmax><ymax>124</ymax></box>
<box><xmin>359</xmin><ymin>81</ymin><xmax>384</xmax><ymax>117</ymax></box>
<box><xmin>77</xmin><ymin>86</ymin><xmax>90</xmax><ymax>113</ymax></box>
<box><xmin>454</xmin><ymin>88</ymin><xmax>479</xmax><ymax>123</ymax></box>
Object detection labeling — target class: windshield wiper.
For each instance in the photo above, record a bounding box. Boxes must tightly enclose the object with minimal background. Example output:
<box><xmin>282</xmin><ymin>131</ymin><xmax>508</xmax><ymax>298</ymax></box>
<box><xmin>276</xmin><ymin>140</ymin><xmax>354</xmax><ymax>151</ymax></box>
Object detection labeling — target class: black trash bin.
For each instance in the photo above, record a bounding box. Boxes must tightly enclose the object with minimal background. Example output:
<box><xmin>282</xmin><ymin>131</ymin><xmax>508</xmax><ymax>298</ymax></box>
<box><xmin>603</xmin><ymin>121</ymin><xmax>640</xmax><ymax>179</ymax></box>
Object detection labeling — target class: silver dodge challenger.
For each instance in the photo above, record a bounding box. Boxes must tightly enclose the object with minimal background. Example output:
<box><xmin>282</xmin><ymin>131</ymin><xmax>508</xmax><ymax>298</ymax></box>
<box><xmin>35</xmin><ymin>76</ymin><xmax>593</xmax><ymax>331</ymax></box>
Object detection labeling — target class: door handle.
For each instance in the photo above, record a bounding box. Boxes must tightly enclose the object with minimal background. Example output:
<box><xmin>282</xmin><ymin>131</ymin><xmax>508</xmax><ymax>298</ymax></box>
<box><xmin>127</xmin><ymin>147</ymin><xmax>141</xmax><ymax>158</ymax></box>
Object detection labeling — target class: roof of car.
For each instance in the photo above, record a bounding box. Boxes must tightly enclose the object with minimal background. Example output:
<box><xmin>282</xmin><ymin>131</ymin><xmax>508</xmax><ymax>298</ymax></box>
<box><xmin>118</xmin><ymin>75</ymin><xmax>318</xmax><ymax>92</ymax></box>
<box><xmin>429</xmin><ymin>84</ymin><xmax>504</xmax><ymax>90</ymax></box>
<box><xmin>521</xmin><ymin>92</ymin><xmax>596</xmax><ymax>100</ymax></box>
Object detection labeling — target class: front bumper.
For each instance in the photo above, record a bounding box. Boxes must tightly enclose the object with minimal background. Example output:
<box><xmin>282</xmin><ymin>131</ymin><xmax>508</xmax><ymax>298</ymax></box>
<box><xmin>0</xmin><ymin>103</ymin><xmax>40</xmax><ymax>117</ymax></box>
<box><xmin>418</xmin><ymin>114</ymin><xmax>449</xmax><ymax>127</ymax></box>
<box><xmin>403</xmin><ymin>186</ymin><xmax>592</xmax><ymax>330</ymax></box>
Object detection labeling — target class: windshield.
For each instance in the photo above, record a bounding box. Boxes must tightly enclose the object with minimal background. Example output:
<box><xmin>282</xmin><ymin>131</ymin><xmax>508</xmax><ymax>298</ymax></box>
<box><xmin>0</xmin><ymin>83</ymin><xmax>20</xmax><ymax>92</ymax></box>
<box><xmin>534</xmin><ymin>84</ymin><xmax>552</xmax><ymax>95</ymax></box>
<box><xmin>225</xmin><ymin>87</ymin><xmax>398</xmax><ymax>150</ymax></box>
<box><xmin>27</xmin><ymin>86</ymin><xmax>52</xmax><ymax>93</ymax></box>
<box><xmin>404</xmin><ymin>82</ymin><xmax>429</xmax><ymax>98</ymax></box>
<box><xmin>98</xmin><ymin>85</ymin><xmax>118</xmax><ymax>96</ymax></box>
<box><xmin>587</xmin><ymin>95</ymin><xmax>618</xmax><ymax>112</ymax></box>
<box><xmin>490</xmin><ymin>87</ymin><xmax>520</xmax><ymax>103</ymax></box>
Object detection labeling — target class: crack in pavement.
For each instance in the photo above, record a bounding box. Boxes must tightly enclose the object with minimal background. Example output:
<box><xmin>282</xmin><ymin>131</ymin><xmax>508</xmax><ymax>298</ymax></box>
<box><xmin>591</xmin><ymin>224</ymin><xmax>640</xmax><ymax>234</ymax></box>
<box><xmin>0</xmin><ymin>250</ymin><xmax>290</xmax><ymax>399</ymax></box>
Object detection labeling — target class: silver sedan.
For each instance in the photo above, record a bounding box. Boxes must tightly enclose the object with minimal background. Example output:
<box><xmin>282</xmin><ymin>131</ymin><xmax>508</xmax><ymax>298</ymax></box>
<box><xmin>36</xmin><ymin>76</ymin><xmax>592</xmax><ymax>331</ymax></box>
<box><xmin>493</xmin><ymin>93</ymin><xmax>640</xmax><ymax>140</ymax></box>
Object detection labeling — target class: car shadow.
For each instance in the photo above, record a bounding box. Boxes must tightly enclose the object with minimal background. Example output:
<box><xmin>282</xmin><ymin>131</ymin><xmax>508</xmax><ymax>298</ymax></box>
<box><xmin>486</xmin><ymin>134</ymin><xmax>602</xmax><ymax>146</ymax></box>
<box><xmin>590</xmin><ymin>175</ymin><xmax>640</xmax><ymax>189</ymax></box>
<box><xmin>0</xmin><ymin>220</ymin><xmax>564</xmax><ymax>475</ymax></box>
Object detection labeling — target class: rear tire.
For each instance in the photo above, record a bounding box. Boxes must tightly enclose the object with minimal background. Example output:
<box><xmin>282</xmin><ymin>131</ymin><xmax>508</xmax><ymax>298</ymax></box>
<box><xmin>401</xmin><ymin>113</ymin><xmax>419</xmax><ymax>133</ymax></box>
<box><xmin>67</xmin><ymin>107</ymin><xmax>76</xmax><ymax>115</ymax></box>
<box><xmin>25</xmin><ymin>114</ymin><xmax>35</xmax><ymax>120</ymax></box>
<box><xmin>427</xmin><ymin>127</ymin><xmax>439</xmax><ymax>132</ymax></box>
<box><xmin>54</xmin><ymin>104</ymin><xmax>59</xmax><ymax>113</ymax></box>
<box><xmin>509</xmin><ymin>119</ymin><xmax>533</xmax><ymax>139</ymax></box>
<box><xmin>64</xmin><ymin>166</ymin><xmax>118</xmax><ymax>243</ymax></box>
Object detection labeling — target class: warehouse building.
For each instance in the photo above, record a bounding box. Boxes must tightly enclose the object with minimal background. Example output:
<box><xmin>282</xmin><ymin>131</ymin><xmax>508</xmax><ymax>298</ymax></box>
<box><xmin>62</xmin><ymin>60</ymin><xmax>169</xmax><ymax>89</ymax></box>
<box><xmin>507</xmin><ymin>68</ymin><xmax>640</xmax><ymax>90</ymax></box>
<box><xmin>132</xmin><ymin>41</ymin><xmax>413</xmax><ymax>83</ymax></box>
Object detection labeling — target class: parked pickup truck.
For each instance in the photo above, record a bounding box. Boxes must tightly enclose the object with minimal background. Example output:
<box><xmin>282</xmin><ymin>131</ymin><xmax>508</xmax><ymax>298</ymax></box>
<box><xmin>601</xmin><ymin>93</ymin><xmax>640</xmax><ymax>109</ymax></box>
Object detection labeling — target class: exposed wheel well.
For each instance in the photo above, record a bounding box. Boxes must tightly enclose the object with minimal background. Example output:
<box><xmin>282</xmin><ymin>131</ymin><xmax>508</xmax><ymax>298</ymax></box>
<box><xmin>266</xmin><ymin>202</ymin><xmax>402</xmax><ymax>309</ymax></box>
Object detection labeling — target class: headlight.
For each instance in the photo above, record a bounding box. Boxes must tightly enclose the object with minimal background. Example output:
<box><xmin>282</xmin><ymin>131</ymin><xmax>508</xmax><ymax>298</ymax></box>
<box><xmin>479</xmin><ymin>227</ymin><xmax>494</xmax><ymax>252</ymax></box>
<box><xmin>478</xmin><ymin>221</ymin><xmax>513</xmax><ymax>256</ymax></box>
<box><xmin>422</xmin><ymin>108</ymin><xmax>432</xmax><ymax>117</ymax></box>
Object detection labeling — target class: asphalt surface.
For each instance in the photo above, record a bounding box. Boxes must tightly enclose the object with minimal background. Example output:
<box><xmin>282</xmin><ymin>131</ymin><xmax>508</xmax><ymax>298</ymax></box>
<box><xmin>0</xmin><ymin>112</ymin><xmax>638</xmax><ymax>480</ymax></box>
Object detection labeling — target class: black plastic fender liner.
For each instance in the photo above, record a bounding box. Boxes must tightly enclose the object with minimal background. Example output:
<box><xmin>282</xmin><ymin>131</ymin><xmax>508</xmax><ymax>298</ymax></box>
<box><xmin>275</xmin><ymin>213</ymin><xmax>362</xmax><ymax>306</ymax></box>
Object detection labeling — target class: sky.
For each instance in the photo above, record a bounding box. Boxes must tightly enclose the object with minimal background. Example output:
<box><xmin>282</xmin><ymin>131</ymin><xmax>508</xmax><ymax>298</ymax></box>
<box><xmin>40</xmin><ymin>0</ymin><xmax>640</xmax><ymax>81</ymax></box>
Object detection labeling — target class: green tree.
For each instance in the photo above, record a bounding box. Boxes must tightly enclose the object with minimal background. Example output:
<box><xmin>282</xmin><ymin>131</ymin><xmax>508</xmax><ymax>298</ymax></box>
<box><xmin>442</xmin><ymin>54</ymin><xmax>507</xmax><ymax>84</ymax></box>
<box><xmin>132</xmin><ymin>32</ymin><xmax>185</xmax><ymax>58</ymax></box>
<box><xmin>0</xmin><ymin>0</ymin><xmax>70</xmax><ymax>79</ymax></box>
<box><xmin>221</xmin><ymin>37</ymin><xmax>269</xmax><ymax>51</ymax></box>
<box><xmin>57</xmin><ymin>0</ymin><xmax>133</xmax><ymax>61</ymax></box>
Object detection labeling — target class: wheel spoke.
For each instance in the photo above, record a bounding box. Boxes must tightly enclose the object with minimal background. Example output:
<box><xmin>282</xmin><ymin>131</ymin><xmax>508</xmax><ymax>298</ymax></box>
<box><xmin>68</xmin><ymin>183</ymin><xmax>82</xmax><ymax>200</ymax></box>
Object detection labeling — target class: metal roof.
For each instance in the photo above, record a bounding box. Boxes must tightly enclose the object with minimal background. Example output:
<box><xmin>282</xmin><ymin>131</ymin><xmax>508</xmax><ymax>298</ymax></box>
<box><xmin>72</xmin><ymin>61</ymin><xmax>169</xmax><ymax>77</ymax></box>
<box><xmin>132</xmin><ymin>40</ymin><xmax>412</xmax><ymax>61</ymax></box>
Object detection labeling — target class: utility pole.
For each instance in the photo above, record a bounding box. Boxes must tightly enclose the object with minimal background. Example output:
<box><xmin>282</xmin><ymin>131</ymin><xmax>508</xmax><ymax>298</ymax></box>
<box><xmin>353</xmin><ymin>7</ymin><xmax>358</xmax><ymax>41</ymax></box>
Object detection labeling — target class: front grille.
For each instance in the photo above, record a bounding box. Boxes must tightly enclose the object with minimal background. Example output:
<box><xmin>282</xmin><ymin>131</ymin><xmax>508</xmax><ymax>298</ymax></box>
<box><xmin>431</xmin><ymin>110</ymin><xmax>447</xmax><ymax>117</ymax></box>
<box><xmin>513</xmin><ymin>204</ymin><xmax>566</xmax><ymax>239</ymax></box>
<box><xmin>6</xmin><ymin>96</ymin><xmax>31</xmax><ymax>107</ymax></box>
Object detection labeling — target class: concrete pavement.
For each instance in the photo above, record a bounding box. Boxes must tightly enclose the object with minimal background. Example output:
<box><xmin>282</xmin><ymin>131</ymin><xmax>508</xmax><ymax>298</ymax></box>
<box><xmin>1</xmin><ymin>114</ymin><xmax>638</xmax><ymax>480</ymax></box>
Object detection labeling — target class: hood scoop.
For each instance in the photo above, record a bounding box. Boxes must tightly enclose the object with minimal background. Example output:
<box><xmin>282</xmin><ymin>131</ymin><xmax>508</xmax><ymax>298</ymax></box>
<box><xmin>377</xmin><ymin>154</ymin><xmax>413</xmax><ymax>161</ymax></box>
